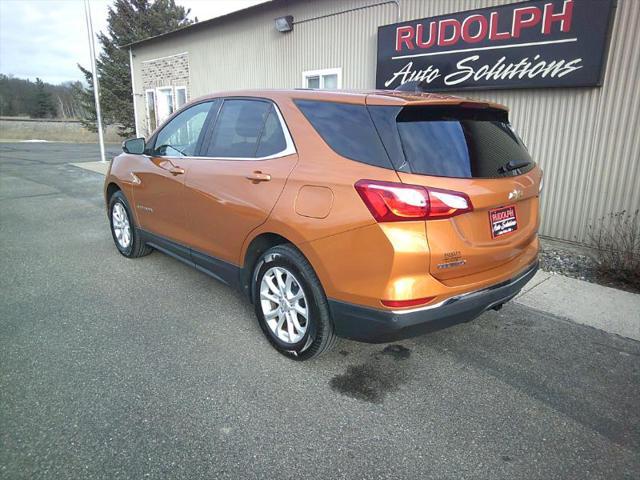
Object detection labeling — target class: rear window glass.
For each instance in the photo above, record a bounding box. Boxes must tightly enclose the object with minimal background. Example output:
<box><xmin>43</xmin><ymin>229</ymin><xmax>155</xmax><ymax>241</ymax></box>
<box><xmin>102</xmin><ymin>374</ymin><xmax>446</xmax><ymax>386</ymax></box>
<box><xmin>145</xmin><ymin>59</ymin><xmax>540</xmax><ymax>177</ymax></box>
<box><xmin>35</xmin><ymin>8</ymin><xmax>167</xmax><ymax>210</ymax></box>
<box><xmin>370</xmin><ymin>106</ymin><xmax>533</xmax><ymax>178</ymax></box>
<box><xmin>294</xmin><ymin>100</ymin><xmax>392</xmax><ymax>170</ymax></box>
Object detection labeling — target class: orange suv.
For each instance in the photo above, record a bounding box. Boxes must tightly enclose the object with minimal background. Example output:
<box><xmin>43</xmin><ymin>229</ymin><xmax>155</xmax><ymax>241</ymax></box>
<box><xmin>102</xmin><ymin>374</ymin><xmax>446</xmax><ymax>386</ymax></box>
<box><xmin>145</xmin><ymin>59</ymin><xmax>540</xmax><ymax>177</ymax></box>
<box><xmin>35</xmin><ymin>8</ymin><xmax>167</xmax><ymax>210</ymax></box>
<box><xmin>105</xmin><ymin>89</ymin><xmax>541</xmax><ymax>360</ymax></box>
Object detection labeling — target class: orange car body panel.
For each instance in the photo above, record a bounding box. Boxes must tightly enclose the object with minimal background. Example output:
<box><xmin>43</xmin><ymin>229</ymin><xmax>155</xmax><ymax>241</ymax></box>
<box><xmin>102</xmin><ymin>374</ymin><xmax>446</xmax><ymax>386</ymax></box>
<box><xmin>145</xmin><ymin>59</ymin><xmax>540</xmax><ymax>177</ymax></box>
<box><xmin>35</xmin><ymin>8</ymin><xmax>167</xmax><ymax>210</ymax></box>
<box><xmin>179</xmin><ymin>153</ymin><xmax>299</xmax><ymax>263</ymax></box>
<box><xmin>105</xmin><ymin>89</ymin><xmax>540</xmax><ymax>316</ymax></box>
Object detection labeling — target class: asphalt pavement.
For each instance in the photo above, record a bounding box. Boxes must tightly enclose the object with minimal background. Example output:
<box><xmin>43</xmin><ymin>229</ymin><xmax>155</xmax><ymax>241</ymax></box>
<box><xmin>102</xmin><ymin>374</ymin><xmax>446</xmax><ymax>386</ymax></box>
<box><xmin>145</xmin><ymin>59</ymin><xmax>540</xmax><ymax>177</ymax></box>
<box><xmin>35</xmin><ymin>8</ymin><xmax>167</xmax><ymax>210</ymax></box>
<box><xmin>1</xmin><ymin>142</ymin><xmax>639</xmax><ymax>480</ymax></box>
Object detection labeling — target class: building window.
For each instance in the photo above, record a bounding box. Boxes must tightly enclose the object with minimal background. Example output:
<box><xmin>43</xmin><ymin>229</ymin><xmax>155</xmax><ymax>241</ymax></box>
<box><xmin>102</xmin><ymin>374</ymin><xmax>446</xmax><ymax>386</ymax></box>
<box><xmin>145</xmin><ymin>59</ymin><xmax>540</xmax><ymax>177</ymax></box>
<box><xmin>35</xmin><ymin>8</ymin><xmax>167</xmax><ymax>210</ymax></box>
<box><xmin>145</xmin><ymin>86</ymin><xmax>189</xmax><ymax>133</ymax></box>
<box><xmin>302</xmin><ymin>68</ymin><xmax>342</xmax><ymax>89</ymax></box>
<box><xmin>175</xmin><ymin>86</ymin><xmax>188</xmax><ymax>109</ymax></box>
<box><xmin>156</xmin><ymin>87</ymin><xmax>175</xmax><ymax>124</ymax></box>
<box><xmin>145</xmin><ymin>90</ymin><xmax>157</xmax><ymax>135</ymax></box>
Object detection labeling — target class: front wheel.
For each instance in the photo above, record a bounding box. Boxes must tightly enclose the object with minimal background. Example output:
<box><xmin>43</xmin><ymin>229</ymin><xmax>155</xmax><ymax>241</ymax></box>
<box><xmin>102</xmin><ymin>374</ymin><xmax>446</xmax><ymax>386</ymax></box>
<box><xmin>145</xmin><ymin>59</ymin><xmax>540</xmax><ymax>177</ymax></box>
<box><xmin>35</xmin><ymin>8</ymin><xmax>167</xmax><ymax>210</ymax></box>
<box><xmin>108</xmin><ymin>191</ymin><xmax>152</xmax><ymax>258</ymax></box>
<box><xmin>253</xmin><ymin>244</ymin><xmax>337</xmax><ymax>360</ymax></box>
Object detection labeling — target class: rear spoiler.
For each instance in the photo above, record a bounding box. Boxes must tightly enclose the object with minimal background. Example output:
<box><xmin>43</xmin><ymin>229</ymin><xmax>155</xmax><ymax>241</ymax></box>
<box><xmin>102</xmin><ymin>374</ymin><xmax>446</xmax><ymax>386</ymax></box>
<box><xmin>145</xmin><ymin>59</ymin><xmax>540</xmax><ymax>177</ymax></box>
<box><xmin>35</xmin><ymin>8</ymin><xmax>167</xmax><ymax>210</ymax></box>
<box><xmin>397</xmin><ymin>105</ymin><xmax>509</xmax><ymax>123</ymax></box>
<box><xmin>388</xmin><ymin>81</ymin><xmax>508</xmax><ymax>121</ymax></box>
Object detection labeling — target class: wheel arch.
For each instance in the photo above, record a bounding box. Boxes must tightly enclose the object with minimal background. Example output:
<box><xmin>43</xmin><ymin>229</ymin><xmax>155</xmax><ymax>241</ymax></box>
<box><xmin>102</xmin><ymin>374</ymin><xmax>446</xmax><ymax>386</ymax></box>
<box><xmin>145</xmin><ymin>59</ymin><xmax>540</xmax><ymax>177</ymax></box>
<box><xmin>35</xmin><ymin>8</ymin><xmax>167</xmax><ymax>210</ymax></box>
<box><xmin>105</xmin><ymin>182</ymin><xmax>121</xmax><ymax>203</ymax></box>
<box><xmin>105</xmin><ymin>179</ymin><xmax>142</xmax><ymax>227</ymax></box>
<box><xmin>240</xmin><ymin>232</ymin><xmax>292</xmax><ymax>302</ymax></box>
<box><xmin>240</xmin><ymin>225</ymin><xmax>338</xmax><ymax>304</ymax></box>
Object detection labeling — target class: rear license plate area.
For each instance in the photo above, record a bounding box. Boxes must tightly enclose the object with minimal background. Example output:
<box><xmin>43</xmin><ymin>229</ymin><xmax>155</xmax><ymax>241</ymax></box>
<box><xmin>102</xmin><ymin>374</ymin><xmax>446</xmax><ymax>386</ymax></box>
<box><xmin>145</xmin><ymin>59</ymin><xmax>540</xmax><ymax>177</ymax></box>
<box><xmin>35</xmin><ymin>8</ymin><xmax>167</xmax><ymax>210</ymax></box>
<box><xmin>490</xmin><ymin>205</ymin><xmax>518</xmax><ymax>238</ymax></box>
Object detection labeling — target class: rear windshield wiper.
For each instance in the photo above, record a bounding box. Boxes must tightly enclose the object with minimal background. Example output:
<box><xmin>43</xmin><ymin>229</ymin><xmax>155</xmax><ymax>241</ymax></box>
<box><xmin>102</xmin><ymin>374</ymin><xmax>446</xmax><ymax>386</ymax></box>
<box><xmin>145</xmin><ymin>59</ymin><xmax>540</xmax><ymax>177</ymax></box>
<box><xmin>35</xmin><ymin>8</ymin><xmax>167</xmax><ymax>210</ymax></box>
<box><xmin>498</xmin><ymin>159</ymin><xmax>531</xmax><ymax>174</ymax></box>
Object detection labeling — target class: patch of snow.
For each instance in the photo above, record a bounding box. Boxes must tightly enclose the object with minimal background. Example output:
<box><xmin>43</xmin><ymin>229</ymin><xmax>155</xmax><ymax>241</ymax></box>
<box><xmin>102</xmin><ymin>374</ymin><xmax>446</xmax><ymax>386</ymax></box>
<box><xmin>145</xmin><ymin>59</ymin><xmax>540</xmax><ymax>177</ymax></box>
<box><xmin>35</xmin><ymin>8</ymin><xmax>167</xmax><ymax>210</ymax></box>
<box><xmin>21</xmin><ymin>139</ymin><xmax>50</xmax><ymax>143</ymax></box>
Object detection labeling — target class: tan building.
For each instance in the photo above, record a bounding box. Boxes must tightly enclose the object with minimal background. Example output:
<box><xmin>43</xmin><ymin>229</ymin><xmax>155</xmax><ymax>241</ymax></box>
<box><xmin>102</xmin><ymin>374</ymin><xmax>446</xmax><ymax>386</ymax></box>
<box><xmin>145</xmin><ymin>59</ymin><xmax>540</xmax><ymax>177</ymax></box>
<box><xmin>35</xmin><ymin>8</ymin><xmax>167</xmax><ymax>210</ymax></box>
<box><xmin>126</xmin><ymin>0</ymin><xmax>639</xmax><ymax>245</ymax></box>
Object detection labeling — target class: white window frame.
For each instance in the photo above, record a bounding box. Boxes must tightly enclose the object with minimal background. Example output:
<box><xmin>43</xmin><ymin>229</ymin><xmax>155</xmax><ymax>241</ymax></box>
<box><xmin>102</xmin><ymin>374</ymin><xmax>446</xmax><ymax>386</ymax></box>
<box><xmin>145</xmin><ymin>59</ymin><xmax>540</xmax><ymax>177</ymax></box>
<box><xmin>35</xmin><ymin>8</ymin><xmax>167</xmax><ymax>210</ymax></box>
<box><xmin>175</xmin><ymin>86</ymin><xmax>188</xmax><ymax>110</ymax></box>
<box><xmin>145</xmin><ymin>89</ymin><xmax>157</xmax><ymax>135</ymax></box>
<box><xmin>302</xmin><ymin>67</ymin><xmax>342</xmax><ymax>89</ymax></box>
<box><xmin>155</xmin><ymin>86</ymin><xmax>175</xmax><ymax>124</ymax></box>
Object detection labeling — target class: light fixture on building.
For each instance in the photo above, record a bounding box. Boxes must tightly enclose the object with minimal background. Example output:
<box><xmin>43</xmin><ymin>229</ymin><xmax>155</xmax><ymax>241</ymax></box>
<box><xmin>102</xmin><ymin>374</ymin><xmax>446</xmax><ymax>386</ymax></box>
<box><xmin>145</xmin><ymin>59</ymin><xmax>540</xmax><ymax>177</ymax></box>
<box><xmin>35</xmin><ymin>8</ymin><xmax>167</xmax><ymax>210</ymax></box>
<box><xmin>274</xmin><ymin>15</ymin><xmax>294</xmax><ymax>33</ymax></box>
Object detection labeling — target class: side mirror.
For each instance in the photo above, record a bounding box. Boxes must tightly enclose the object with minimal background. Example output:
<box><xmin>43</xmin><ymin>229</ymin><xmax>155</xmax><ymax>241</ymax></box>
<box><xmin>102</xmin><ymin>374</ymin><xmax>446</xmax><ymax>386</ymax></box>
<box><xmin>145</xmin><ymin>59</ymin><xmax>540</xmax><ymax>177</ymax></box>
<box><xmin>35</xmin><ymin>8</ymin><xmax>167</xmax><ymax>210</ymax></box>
<box><xmin>122</xmin><ymin>137</ymin><xmax>146</xmax><ymax>155</ymax></box>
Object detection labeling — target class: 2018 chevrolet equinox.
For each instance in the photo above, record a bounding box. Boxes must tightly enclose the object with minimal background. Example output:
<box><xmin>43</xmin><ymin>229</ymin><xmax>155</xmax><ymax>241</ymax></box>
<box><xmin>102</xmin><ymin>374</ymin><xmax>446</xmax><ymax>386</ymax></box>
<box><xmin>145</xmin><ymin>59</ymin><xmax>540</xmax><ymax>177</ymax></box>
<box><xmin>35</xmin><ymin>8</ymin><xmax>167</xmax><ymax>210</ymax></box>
<box><xmin>105</xmin><ymin>89</ymin><xmax>541</xmax><ymax>360</ymax></box>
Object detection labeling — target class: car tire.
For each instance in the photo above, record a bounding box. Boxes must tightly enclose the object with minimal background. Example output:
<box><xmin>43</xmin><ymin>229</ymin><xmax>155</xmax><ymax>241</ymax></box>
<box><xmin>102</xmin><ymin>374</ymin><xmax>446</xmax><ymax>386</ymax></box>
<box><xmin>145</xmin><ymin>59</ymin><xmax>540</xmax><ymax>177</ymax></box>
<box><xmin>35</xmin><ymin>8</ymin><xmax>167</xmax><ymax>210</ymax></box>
<box><xmin>253</xmin><ymin>244</ymin><xmax>338</xmax><ymax>360</ymax></box>
<box><xmin>108</xmin><ymin>191</ymin><xmax>152</xmax><ymax>258</ymax></box>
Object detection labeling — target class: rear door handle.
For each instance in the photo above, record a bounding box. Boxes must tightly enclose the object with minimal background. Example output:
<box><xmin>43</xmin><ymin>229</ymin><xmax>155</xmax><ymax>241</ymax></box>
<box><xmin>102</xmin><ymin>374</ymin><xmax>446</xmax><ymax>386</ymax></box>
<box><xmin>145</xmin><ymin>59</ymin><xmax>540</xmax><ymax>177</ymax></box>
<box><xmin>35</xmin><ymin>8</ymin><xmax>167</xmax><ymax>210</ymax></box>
<box><xmin>246</xmin><ymin>171</ymin><xmax>271</xmax><ymax>183</ymax></box>
<box><xmin>169</xmin><ymin>166</ymin><xmax>185</xmax><ymax>175</ymax></box>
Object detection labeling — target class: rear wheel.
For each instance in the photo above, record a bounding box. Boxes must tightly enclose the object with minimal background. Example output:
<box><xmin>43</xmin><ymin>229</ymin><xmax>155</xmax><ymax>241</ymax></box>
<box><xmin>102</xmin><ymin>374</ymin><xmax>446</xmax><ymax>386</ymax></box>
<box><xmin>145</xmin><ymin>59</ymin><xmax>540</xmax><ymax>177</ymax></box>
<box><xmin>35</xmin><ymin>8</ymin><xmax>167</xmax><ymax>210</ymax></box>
<box><xmin>108</xmin><ymin>191</ymin><xmax>152</xmax><ymax>258</ymax></box>
<box><xmin>253</xmin><ymin>244</ymin><xmax>337</xmax><ymax>360</ymax></box>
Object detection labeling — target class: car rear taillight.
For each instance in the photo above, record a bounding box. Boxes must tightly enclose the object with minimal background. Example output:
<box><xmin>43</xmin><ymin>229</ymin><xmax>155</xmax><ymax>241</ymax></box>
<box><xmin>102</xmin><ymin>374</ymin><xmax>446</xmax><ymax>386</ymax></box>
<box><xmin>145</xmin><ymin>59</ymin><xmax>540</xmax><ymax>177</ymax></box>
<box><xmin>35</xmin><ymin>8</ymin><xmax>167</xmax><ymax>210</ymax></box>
<box><xmin>354</xmin><ymin>180</ymin><xmax>472</xmax><ymax>222</ymax></box>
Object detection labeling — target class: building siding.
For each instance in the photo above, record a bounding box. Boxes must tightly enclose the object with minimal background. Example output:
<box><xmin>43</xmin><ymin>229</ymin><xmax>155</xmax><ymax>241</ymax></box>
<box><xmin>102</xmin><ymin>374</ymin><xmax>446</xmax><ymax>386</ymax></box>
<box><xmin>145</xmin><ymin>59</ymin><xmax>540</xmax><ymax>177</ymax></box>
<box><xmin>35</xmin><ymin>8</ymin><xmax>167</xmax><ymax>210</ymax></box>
<box><xmin>130</xmin><ymin>0</ymin><xmax>639</xmax><ymax>244</ymax></box>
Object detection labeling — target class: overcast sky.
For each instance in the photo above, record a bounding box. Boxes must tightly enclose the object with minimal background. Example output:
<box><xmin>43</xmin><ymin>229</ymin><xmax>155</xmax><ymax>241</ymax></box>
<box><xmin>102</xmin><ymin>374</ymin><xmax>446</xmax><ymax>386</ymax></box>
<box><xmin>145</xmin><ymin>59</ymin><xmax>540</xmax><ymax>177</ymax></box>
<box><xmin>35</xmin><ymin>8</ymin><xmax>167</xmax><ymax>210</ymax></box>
<box><xmin>0</xmin><ymin>0</ymin><xmax>268</xmax><ymax>85</ymax></box>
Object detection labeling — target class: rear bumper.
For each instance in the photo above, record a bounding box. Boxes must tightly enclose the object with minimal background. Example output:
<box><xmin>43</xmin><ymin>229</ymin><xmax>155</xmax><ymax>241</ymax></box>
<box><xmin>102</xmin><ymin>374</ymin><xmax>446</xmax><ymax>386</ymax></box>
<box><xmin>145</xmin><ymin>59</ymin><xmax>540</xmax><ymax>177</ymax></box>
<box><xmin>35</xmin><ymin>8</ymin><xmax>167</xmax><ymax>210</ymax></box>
<box><xmin>328</xmin><ymin>261</ymin><xmax>538</xmax><ymax>343</ymax></box>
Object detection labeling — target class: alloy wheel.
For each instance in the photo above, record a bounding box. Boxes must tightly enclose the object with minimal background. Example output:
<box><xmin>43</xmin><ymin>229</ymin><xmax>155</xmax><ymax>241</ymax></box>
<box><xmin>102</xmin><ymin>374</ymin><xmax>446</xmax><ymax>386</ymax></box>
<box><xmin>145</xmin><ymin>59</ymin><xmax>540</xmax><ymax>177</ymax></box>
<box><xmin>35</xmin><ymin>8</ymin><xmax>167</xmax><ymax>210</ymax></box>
<box><xmin>112</xmin><ymin>202</ymin><xmax>131</xmax><ymax>249</ymax></box>
<box><xmin>259</xmin><ymin>266</ymin><xmax>309</xmax><ymax>344</ymax></box>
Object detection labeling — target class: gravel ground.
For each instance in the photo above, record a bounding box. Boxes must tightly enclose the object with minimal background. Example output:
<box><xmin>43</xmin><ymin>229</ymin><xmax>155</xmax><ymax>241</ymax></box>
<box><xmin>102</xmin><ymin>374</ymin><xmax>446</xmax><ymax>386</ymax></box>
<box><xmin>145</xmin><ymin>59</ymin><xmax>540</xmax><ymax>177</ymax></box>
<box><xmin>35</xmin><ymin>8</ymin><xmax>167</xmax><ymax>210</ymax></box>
<box><xmin>539</xmin><ymin>238</ymin><xmax>639</xmax><ymax>294</ymax></box>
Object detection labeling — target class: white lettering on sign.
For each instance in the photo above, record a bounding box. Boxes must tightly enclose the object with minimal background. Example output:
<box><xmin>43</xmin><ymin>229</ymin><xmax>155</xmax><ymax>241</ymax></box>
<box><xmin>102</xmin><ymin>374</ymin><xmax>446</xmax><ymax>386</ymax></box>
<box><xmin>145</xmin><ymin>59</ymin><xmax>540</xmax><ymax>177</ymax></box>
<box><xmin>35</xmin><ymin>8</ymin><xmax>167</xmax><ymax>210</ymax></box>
<box><xmin>384</xmin><ymin>62</ymin><xmax>441</xmax><ymax>88</ymax></box>
<box><xmin>386</xmin><ymin>53</ymin><xmax>583</xmax><ymax>88</ymax></box>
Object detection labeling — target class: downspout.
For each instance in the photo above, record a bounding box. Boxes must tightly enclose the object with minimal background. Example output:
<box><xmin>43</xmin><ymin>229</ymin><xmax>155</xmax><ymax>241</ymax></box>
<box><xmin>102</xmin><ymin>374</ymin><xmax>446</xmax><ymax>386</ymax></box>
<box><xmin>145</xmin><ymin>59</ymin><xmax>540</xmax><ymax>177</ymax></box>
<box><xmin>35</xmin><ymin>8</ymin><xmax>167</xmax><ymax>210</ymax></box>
<box><xmin>129</xmin><ymin>47</ymin><xmax>140</xmax><ymax>138</ymax></box>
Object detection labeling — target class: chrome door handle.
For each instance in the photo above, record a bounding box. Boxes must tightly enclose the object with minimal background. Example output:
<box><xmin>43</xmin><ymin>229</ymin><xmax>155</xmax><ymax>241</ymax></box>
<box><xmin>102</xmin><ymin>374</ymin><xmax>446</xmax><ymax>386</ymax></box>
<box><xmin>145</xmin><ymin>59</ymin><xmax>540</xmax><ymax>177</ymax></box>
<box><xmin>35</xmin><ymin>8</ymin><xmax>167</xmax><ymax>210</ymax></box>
<box><xmin>169</xmin><ymin>166</ymin><xmax>185</xmax><ymax>175</ymax></box>
<box><xmin>246</xmin><ymin>171</ymin><xmax>271</xmax><ymax>183</ymax></box>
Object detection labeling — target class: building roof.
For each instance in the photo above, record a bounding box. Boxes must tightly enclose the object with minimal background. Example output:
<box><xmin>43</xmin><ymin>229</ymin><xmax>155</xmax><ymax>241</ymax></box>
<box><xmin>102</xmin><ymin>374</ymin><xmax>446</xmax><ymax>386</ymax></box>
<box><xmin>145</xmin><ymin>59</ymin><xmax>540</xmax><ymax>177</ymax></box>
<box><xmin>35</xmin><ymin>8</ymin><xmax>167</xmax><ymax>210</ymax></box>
<box><xmin>121</xmin><ymin>0</ymin><xmax>277</xmax><ymax>49</ymax></box>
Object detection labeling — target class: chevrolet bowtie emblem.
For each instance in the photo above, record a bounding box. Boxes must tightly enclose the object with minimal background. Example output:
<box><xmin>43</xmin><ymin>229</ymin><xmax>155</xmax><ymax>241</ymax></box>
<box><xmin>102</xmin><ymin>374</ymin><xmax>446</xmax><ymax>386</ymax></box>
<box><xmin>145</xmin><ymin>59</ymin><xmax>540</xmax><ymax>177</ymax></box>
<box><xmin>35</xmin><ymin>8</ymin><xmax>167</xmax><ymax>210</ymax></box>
<box><xmin>508</xmin><ymin>189</ymin><xmax>523</xmax><ymax>200</ymax></box>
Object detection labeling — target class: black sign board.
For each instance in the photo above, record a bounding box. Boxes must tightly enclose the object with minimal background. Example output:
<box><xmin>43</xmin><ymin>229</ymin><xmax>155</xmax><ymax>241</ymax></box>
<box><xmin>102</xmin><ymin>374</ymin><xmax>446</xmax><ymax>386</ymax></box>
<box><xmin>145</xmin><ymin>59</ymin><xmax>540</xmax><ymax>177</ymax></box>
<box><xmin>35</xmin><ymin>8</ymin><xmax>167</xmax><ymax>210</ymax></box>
<box><xmin>376</xmin><ymin>0</ymin><xmax>616</xmax><ymax>91</ymax></box>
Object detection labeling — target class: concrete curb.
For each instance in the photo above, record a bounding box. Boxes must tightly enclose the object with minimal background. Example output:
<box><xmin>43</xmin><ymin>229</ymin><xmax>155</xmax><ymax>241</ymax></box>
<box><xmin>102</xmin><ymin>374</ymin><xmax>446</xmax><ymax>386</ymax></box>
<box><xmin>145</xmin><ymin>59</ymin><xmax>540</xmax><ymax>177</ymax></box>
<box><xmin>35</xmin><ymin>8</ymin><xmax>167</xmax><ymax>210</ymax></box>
<box><xmin>70</xmin><ymin>161</ymin><xmax>109</xmax><ymax>176</ymax></box>
<box><xmin>515</xmin><ymin>271</ymin><xmax>640</xmax><ymax>341</ymax></box>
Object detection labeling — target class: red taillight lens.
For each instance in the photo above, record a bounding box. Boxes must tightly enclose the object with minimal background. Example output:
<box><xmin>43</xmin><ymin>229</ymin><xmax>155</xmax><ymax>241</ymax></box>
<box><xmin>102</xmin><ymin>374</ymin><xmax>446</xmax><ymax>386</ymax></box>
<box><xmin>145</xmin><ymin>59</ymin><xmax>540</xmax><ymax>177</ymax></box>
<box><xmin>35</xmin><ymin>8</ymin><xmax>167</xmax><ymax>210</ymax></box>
<box><xmin>354</xmin><ymin>180</ymin><xmax>429</xmax><ymax>221</ymax></box>
<box><xmin>427</xmin><ymin>188</ymin><xmax>473</xmax><ymax>219</ymax></box>
<box><xmin>381</xmin><ymin>297</ymin><xmax>435</xmax><ymax>308</ymax></box>
<box><xmin>354</xmin><ymin>180</ymin><xmax>472</xmax><ymax>222</ymax></box>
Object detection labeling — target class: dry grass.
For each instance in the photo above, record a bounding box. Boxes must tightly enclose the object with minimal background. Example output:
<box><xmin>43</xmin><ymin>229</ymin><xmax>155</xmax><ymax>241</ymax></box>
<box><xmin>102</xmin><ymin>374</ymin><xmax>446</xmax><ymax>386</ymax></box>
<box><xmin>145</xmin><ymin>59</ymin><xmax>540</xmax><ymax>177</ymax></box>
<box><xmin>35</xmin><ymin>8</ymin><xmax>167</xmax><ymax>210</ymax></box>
<box><xmin>588</xmin><ymin>209</ymin><xmax>640</xmax><ymax>290</ymax></box>
<box><xmin>0</xmin><ymin>118</ymin><xmax>121</xmax><ymax>143</ymax></box>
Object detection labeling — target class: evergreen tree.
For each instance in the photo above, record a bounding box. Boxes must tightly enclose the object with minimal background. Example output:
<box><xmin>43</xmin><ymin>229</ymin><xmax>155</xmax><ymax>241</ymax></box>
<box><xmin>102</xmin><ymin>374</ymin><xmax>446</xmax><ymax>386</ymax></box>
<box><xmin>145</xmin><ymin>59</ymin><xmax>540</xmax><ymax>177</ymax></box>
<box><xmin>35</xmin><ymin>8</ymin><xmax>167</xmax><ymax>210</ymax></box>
<box><xmin>32</xmin><ymin>78</ymin><xmax>56</xmax><ymax>118</ymax></box>
<box><xmin>77</xmin><ymin>0</ymin><xmax>193</xmax><ymax>137</ymax></box>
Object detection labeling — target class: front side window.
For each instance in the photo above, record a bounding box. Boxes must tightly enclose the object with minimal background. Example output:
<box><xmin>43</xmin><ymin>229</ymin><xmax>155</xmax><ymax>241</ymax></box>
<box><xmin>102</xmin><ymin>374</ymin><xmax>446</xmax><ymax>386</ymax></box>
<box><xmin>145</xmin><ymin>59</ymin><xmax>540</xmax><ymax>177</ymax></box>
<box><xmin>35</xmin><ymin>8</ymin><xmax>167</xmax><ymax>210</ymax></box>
<box><xmin>204</xmin><ymin>99</ymin><xmax>287</xmax><ymax>158</ymax></box>
<box><xmin>152</xmin><ymin>101</ymin><xmax>212</xmax><ymax>157</ymax></box>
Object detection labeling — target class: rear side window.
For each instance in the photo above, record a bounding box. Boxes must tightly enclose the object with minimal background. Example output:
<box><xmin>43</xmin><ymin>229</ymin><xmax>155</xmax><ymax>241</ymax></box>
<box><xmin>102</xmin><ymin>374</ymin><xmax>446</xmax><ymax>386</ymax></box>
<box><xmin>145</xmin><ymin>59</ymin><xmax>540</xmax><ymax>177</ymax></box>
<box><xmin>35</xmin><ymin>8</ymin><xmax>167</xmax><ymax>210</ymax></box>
<box><xmin>256</xmin><ymin>108</ymin><xmax>287</xmax><ymax>157</ymax></box>
<box><xmin>205</xmin><ymin>99</ymin><xmax>283</xmax><ymax>158</ymax></box>
<box><xmin>370</xmin><ymin>105</ymin><xmax>533</xmax><ymax>178</ymax></box>
<box><xmin>295</xmin><ymin>100</ymin><xmax>392</xmax><ymax>169</ymax></box>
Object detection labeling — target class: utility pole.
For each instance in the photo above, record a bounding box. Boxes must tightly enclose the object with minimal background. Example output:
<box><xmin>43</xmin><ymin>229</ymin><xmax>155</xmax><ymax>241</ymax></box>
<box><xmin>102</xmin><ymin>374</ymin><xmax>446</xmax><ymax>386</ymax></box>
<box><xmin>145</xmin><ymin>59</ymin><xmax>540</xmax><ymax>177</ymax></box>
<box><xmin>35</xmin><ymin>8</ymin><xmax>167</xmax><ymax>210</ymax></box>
<box><xmin>84</xmin><ymin>0</ymin><xmax>106</xmax><ymax>163</ymax></box>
